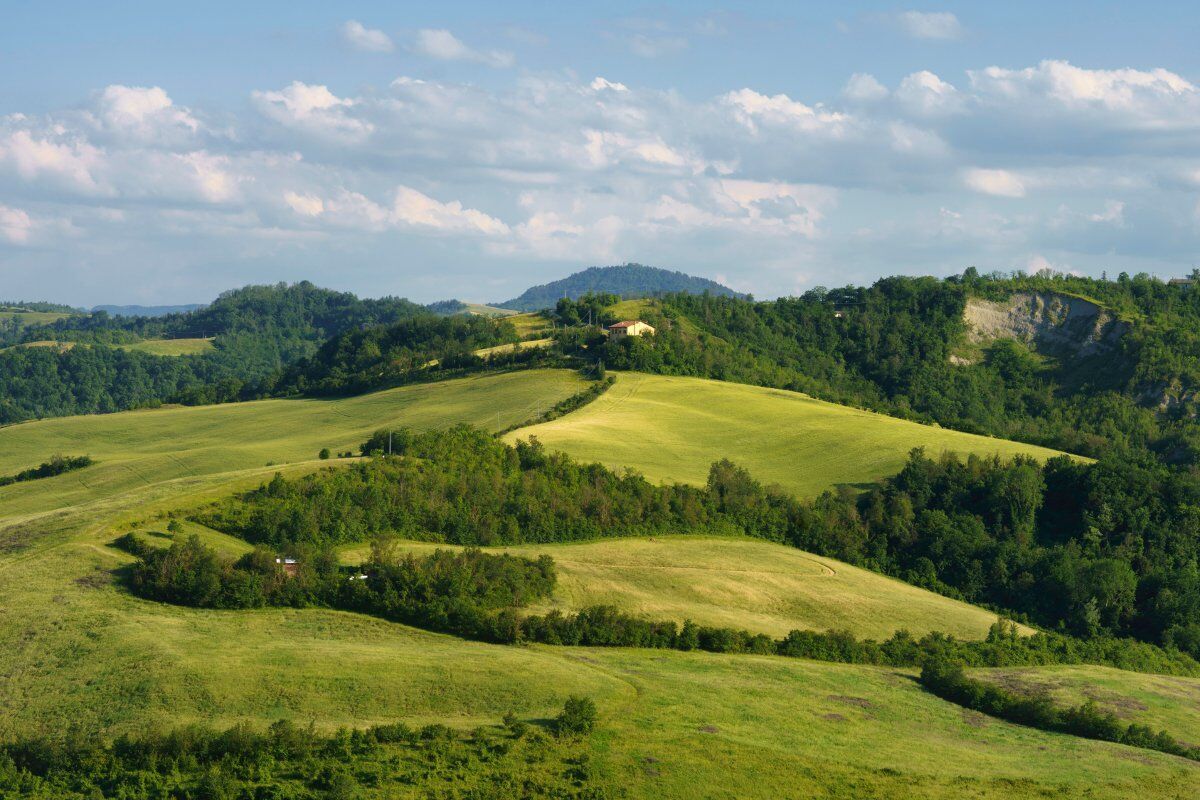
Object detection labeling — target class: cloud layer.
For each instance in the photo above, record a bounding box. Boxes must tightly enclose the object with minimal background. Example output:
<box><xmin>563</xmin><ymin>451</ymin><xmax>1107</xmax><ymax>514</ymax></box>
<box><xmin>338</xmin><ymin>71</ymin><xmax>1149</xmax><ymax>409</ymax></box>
<box><xmin>2</xmin><ymin>53</ymin><xmax>1199</xmax><ymax>302</ymax></box>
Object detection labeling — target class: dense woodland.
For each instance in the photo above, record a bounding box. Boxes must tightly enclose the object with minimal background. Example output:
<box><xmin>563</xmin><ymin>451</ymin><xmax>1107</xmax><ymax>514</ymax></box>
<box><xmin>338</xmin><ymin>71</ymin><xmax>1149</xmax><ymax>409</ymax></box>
<box><xmin>0</xmin><ymin>283</ymin><xmax>430</xmax><ymax>423</ymax></box>
<box><xmin>497</xmin><ymin>263</ymin><xmax>743</xmax><ymax>311</ymax></box>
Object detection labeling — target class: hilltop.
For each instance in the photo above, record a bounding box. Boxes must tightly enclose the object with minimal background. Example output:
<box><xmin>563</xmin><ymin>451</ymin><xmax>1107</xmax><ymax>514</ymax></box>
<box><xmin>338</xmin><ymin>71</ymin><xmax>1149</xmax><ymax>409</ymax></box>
<box><xmin>496</xmin><ymin>263</ymin><xmax>744</xmax><ymax>311</ymax></box>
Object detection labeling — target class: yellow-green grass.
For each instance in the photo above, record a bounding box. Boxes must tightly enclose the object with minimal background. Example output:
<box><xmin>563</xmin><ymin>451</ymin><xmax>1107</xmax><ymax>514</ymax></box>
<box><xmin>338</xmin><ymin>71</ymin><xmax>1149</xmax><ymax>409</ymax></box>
<box><xmin>0</xmin><ymin>339</ymin><xmax>74</xmax><ymax>353</ymax></box>
<box><xmin>339</xmin><ymin>536</ymin><xmax>1028</xmax><ymax>641</ymax></box>
<box><xmin>507</xmin><ymin>372</ymin><xmax>1074</xmax><ymax>498</ymax></box>
<box><xmin>4</xmin><ymin>532</ymin><xmax>1196</xmax><ymax>798</ymax></box>
<box><xmin>460</xmin><ymin>302</ymin><xmax>519</xmax><ymax>317</ymax></box>
<box><xmin>0</xmin><ymin>369</ymin><xmax>589</xmax><ymax>522</ymax></box>
<box><xmin>117</xmin><ymin>337</ymin><xmax>215</xmax><ymax>356</ymax></box>
<box><xmin>474</xmin><ymin>337</ymin><xmax>553</xmax><ymax>358</ymax></box>
<box><xmin>509</xmin><ymin>311</ymin><xmax>552</xmax><ymax>338</ymax></box>
<box><xmin>0</xmin><ymin>378</ymin><xmax>1195</xmax><ymax>796</ymax></box>
<box><xmin>607</xmin><ymin>297</ymin><xmax>653</xmax><ymax>320</ymax></box>
<box><xmin>976</xmin><ymin>665</ymin><xmax>1200</xmax><ymax>746</ymax></box>
<box><xmin>0</xmin><ymin>309</ymin><xmax>74</xmax><ymax>329</ymax></box>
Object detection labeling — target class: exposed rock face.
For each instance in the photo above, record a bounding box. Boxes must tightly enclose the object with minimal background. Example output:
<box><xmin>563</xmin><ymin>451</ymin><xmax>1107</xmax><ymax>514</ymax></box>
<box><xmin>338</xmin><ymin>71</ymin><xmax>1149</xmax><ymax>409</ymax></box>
<box><xmin>963</xmin><ymin>293</ymin><xmax>1127</xmax><ymax>358</ymax></box>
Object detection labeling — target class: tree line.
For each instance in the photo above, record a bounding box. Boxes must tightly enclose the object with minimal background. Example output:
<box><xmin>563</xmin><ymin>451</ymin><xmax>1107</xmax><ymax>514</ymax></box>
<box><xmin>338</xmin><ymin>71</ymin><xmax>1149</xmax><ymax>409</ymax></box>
<box><xmin>0</xmin><ymin>703</ymin><xmax>611</xmax><ymax>799</ymax></box>
<box><xmin>0</xmin><ymin>455</ymin><xmax>92</xmax><ymax>487</ymax></box>
<box><xmin>191</xmin><ymin>426</ymin><xmax>1200</xmax><ymax>661</ymax></box>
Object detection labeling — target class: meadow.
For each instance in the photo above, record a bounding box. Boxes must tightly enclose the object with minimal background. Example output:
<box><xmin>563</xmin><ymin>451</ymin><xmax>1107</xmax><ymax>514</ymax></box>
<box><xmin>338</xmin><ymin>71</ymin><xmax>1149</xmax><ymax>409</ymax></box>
<box><xmin>975</xmin><ymin>665</ymin><xmax>1200</xmax><ymax>745</ymax></box>
<box><xmin>508</xmin><ymin>372</ymin><xmax>1072</xmax><ymax>497</ymax></box>
<box><xmin>337</xmin><ymin>536</ymin><xmax>1024</xmax><ymax>640</ymax></box>
<box><xmin>117</xmin><ymin>337</ymin><xmax>215</xmax><ymax>356</ymax></box>
<box><xmin>3</xmin><ymin>365</ymin><xmax>1197</xmax><ymax>798</ymax></box>
<box><xmin>0</xmin><ymin>368</ymin><xmax>588</xmax><ymax>521</ymax></box>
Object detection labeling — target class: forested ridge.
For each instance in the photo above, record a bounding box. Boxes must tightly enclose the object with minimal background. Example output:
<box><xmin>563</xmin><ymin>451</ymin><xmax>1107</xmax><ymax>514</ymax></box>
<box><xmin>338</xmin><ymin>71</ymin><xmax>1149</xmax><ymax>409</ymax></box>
<box><xmin>0</xmin><ymin>282</ymin><xmax>429</xmax><ymax>423</ymax></box>
<box><xmin>559</xmin><ymin>270</ymin><xmax>1200</xmax><ymax>465</ymax></box>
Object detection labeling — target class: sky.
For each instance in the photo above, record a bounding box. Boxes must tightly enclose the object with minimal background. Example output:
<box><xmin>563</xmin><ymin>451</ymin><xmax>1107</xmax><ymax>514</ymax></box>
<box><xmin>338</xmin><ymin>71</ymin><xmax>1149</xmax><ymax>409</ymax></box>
<box><xmin>2</xmin><ymin>1</ymin><xmax>1200</xmax><ymax>306</ymax></box>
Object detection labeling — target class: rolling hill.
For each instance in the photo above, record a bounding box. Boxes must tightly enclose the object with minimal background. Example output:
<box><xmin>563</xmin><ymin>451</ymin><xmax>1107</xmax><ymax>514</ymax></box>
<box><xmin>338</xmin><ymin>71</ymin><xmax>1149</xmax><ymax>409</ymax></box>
<box><xmin>497</xmin><ymin>264</ymin><xmax>744</xmax><ymax>311</ymax></box>
<box><xmin>337</xmin><ymin>535</ymin><xmax>1030</xmax><ymax>640</ymax></box>
<box><xmin>506</xmin><ymin>371</ymin><xmax>1071</xmax><ymax>498</ymax></box>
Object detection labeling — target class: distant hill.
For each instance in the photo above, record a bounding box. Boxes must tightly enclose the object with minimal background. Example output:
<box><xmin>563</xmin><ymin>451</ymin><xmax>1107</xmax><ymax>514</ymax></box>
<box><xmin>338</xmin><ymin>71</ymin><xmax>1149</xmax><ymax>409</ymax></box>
<box><xmin>426</xmin><ymin>299</ymin><xmax>518</xmax><ymax>317</ymax></box>
<box><xmin>497</xmin><ymin>264</ymin><xmax>745</xmax><ymax>311</ymax></box>
<box><xmin>92</xmin><ymin>303</ymin><xmax>204</xmax><ymax>317</ymax></box>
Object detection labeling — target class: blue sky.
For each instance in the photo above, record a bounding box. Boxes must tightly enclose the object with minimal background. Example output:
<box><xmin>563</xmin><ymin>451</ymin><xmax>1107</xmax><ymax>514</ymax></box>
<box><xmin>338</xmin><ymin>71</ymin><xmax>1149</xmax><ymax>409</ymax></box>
<box><xmin>2</xmin><ymin>1</ymin><xmax>1200</xmax><ymax>304</ymax></box>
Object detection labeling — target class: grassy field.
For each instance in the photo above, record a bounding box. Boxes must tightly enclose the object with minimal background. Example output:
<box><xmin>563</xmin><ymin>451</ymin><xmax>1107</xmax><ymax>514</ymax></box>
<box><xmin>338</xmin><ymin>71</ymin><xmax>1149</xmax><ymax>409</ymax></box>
<box><xmin>509</xmin><ymin>311</ymin><xmax>553</xmax><ymax>338</ymax></box>
<box><xmin>4</xmin><ymin>365</ymin><xmax>1198</xmax><ymax>797</ymax></box>
<box><xmin>976</xmin><ymin>665</ymin><xmax>1200</xmax><ymax>746</ymax></box>
<box><xmin>0</xmin><ymin>308</ymin><xmax>74</xmax><ymax>329</ymax></box>
<box><xmin>507</xmin><ymin>372</ymin><xmax>1072</xmax><ymax>497</ymax></box>
<box><xmin>460</xmin><ymin>302</ymin><xmax>519</xmax><ymax>317</ymax></box>
<box><xmin>339</xmin><ymin>536</ymin><xmax>1026</xmax><ymax>640</ymax></box>
<box><xmin>474</xmin><ymin>337</ymin><xmax>553</xmax><ymax>358</ymax></box>
<box><xmin>0</xmin><ymin>369</ymin><xmax>588</xmax><ymax>522</ymax></box>
<box><xmin>117</xmin><ymin>337</ymin><xmax>216</xmax><ymax>356</ymax></box>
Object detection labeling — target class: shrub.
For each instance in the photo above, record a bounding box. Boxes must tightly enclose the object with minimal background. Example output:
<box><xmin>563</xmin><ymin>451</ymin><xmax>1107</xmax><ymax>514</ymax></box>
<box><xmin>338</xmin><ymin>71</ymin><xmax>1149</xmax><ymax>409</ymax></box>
<box><xmin>554</xmin><ymin>696</ymin><xmax>597</xmax><ymax>737</ymax></box>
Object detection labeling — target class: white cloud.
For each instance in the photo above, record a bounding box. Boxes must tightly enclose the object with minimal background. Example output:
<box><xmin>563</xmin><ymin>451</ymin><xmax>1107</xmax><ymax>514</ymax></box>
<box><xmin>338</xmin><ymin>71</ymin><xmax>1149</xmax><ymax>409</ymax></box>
<box><xmin>843</xmin><ymin>73</ymin><xmax>888</xmax><ymax>102</ymax></box>
<box><xmin>963</xmin><ymin>168</ymin><xmax>1027</xmax><ymax>197</ymax></box>
<box><xmin>0</xmin><ymin>204</ymin><xmax>32</xmax><ymax>244</ymax></box>
<box><xmin>0</xmin><ymin>129</ymin><xmax>105</xmax><ymax>192</ymax></box>
<box><xmin>341</xmin><ymin>20</ymin><xmax>393</xmax><ymax>52</ymax></box>
<box><xmin>284</xmin><ymin>191</ymin><xmax>324</xmax><ymax>217</ymax></box>
<box><xmin>967</xmin><ymin>61</ymin><xmax>1200</xmax><ymax>130</ymax></box>
<box><xmin>95</xmin><ymin>85</ymin><xmax>199</xmax><ymax>139</ymax></box>
<box><xmin>252</xmin><ymin>81</ymin><xmax>372</xmax><ymax>140</ymax></box>
<box><xmin>412</xmin><ymin>29</ymin><xmax>513</xmax><ymax>68</ymax></box>
<box><xmin>590</xmin><ymin>77</ymin><xmax>629</xmax><ymax>93</ymax></box>
<box><xmin>896</xmin><ymin>71</ymin><xmax>963</xmax><ymax>115</ymax></box>
<box><xmin>723</xmin><ymin>88</ymin><xmax>850</xmax><ymax>135</ymax></box>
<box><xmin>896</xmin><ymin>11</ymin><xmax>964</xmax><ymax>40</ymax></box>
<box><xmin>392</xmin><ymin>185</ymin><xmax>508</xmax><ymax>234</ymax></box>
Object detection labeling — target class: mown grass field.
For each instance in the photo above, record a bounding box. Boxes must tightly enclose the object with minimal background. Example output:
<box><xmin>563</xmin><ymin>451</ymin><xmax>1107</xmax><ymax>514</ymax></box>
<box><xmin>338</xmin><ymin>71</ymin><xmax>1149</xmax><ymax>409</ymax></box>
<box><xmin>976</xmin><ymin>665</ymin><xmax>1200</xmax><ymax>746</ymax></box>
<box><xmin>117</xmin><ymin>337</ymin><xmax>216</xmax><ymax>356</ymax></box>
<box><xmin>0</xmin><ymin>369</ymin><xmax>588</xmax><ymax>521</ymax></box>
<box><xmin>338</xmin><ymin>536</ymin><xmax>1026</xmax><ymax>640</ymax></box>
<box><xmin>508</xmin><ymin>372</ymin><xmax>1073</xmax><ymax>497</ymax></box>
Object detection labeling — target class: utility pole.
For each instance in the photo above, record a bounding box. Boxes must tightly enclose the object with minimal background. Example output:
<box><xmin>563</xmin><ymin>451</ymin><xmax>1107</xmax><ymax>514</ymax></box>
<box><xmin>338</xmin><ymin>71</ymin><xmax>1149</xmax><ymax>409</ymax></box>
<box><xmin>388</xmin><ymin>431</ymin><xmax>393</xmax><ymax>456</ymax></box>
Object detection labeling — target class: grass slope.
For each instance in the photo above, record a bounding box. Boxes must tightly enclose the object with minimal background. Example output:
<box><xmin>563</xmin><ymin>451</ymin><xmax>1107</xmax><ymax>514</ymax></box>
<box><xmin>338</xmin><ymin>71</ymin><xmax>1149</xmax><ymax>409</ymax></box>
<box><xmin>339</xmin><ymin>536</ymin><xmax>1025</xmax><ymax>641</ymax></box>
<box><xmin>508</xmin><ymin>372</ymin><xmax>1072</xmax><ymax>497</ymax></box>
<box><xmin>0</xmin><ymin>368</ymin><xmax>1197</xmax><ymax>796</ymax></box>
<box><xmin>976</xmin><ymin>665</ymin><xmax>1200</xmax><ymax>746</ymax></box>
<box><xmin>0</xmin><ymin>369</ymin><xmax>588</xmax><ymax>522</ymax></box>
<box><xmin>118</xmin><ymin>337</ymin><xmax>216</xmax><ymax>356</ymax></box>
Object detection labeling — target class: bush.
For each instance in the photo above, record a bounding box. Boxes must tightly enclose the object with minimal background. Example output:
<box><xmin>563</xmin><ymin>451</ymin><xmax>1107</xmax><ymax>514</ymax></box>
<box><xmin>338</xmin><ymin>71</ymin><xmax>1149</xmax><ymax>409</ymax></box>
<box><xmin>554</xmin><ymin>696</ymin><xmax>597</xmax><ymax>737</ymax></box>
<box><xmin>319</xmin><ymin>447</ymin><xmax>331</xmax><ymax>460</ymax></box>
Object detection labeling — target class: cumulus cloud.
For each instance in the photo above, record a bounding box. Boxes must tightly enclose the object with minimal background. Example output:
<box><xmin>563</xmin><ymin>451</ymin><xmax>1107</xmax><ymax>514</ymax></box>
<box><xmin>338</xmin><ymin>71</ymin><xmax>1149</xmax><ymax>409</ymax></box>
<box><xmin>412</xmin><ymin>29</ymin><xmax>514</xmax><ymax>68</ymax></box>
<box><xmin>896</xmin><ymin>71</ymin><xmax>964</xmax><ymax>115</ymax></box>
<box><xmin>963</xmin><ymin>168</ymin><xmax>1026</xmax><ymax>197</ymax></box>
<box><xmin>0</xmin><ymin>204</ymin><xmax>32</xmax><ymax>244</ymax></box>
<box><xmin>94</xmin><ymin>85</ymin><xmax>199</xmax><ymax>139</ymax></box>
<box><xmin>252</xmin><ymin>81</ymin><xmax>372</xmax><ymax>140</ymax></box>
<box><xmin>341</xmin><ymin>20</ymin><xmax>393</xmax><ymax>52</ymax></box>
<box><xmin>0</xmin><ymin>128</ymin><xmax>105</xmax><ymax>193</ymax></box>
<box><xmin>8</xmin><ymin>57</ymin><xmax>1200</xmax><ymax>301</ymax></box>
<box><xmin>843</xmin><ymin>73</ymin><xmax>889</xmax><ymax>102</ymax></box>
<box><xmin>895</xmin><ymin>11</ymin><xmax>964</xmax><ymax>40</ymax></box>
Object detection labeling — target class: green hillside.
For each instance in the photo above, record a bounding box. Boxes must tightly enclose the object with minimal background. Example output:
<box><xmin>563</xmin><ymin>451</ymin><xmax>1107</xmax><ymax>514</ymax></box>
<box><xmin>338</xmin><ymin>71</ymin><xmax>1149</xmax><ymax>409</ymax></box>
<box><xmin>975</xmin><ymin>665</ymin><xmax>1200</xmax><ymax>745</ymax></box>
<box><xmin>0</xmin><ymin>369</ymin><xmax>588</xmax><ymax>521</ymax></box>
<box><xmin>507</xmin><ymin>371</ymin><xmax>1071</xmax><ymax>497</ymax></box>
<box><xmin>337</xmin><ymin>536</ymin><xmax>1031</xmax><ymax>640</ymax></box>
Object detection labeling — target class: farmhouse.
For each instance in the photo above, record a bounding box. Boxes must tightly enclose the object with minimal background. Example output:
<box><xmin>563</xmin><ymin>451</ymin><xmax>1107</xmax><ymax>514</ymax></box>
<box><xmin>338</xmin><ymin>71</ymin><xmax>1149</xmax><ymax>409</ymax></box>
<box><xmin>275</xmin><ymin>557</ymin><xmax>299</xmax><ymax>577</ymax></box>
<box><xmin>606</xmin><ymin>320</ymin><xmax>656</xmax><ymax>340</ymax></box>
<box><xmin>1169</xmin><ymin>277</ymin><xmax>1195</xmax><ymax>287</ymax></box>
